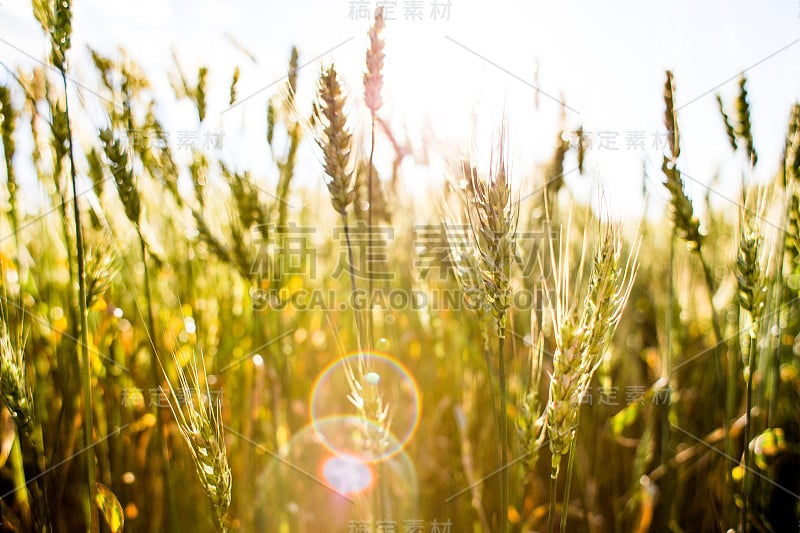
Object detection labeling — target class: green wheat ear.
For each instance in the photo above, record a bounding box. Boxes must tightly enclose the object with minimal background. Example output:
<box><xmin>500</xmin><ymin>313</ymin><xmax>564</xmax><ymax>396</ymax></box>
<box><xmin>229</xmin><ymin>66</ymin><xmax>240</xmax><ymax>105</ymax></box>
<box><xmin>716</xmin><ymin>93</ymin><xmax>738</xmax><ymax>152</ymax></box>
<box><xmin>664</xmin><ymin>70</ymin><xmax>680</xmax><ymax>162</ymax></box>
<box><xmin>736</xmin><ymin>75</ymin><xmax>757</xmax><ymax>166</ymax></box>
<box><xmin>0</xmin><ymin>86</ymin><xmax>17</xmax><ymax>200</ymax></box>
<box><xmin>31</xmin><ymin>0</ymin><xmax>73</xmax><ymax>70</ymax></box>
<box><xmin>0</xmin><ymin>319</ymin><xmax>34</xmax><ymax>436</ymax></box>
<box><xmin>661</xmin><ymin>71</ymin><xmax>702</xmax><ymax>251</ymax></box>
<box><xmin>196</xmin><ymin>66</ymin><xmax>208</xmax><ymax>122</ymax></box>
<box><xmin>736</xmin><ymin>200</ymin><xmax>766</xmax><ymax>323</ymax></box>
<box><xmin>99</xmin><ymin>128</ymin><xmax>141</xmax><ymax>225</ymax></box>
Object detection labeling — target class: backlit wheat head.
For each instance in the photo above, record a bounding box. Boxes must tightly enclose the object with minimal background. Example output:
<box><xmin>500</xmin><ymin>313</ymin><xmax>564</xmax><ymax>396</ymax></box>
<box><xmin>465</xmin><ymin>138</ymin><xmax>519</xmax><ymax>335</ymax></box>
<box><xmin>164</xmin><ymin>354</ymin><xmax>232</xmax><ymax>532</ymax></box>
<box><xmin>544</xmin><ymin>217</ymin><xmax>639</xmax><ymax>477</ymax></box>
<box><xmin>313</xmin><ymin>65</ymin><xmax>355</xmax><ymax>216</ymax></box>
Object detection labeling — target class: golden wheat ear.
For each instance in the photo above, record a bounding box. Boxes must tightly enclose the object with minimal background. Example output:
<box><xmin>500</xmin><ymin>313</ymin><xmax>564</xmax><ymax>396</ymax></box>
<box><xmin>164</xmin><ymin>352</ymin><xmax>232</xmax><ymax>532</ymax></box>
<box><xmin>314</xmin><ymin>65</ymin><xmax>355</xmax><ymax>216</ymax></box>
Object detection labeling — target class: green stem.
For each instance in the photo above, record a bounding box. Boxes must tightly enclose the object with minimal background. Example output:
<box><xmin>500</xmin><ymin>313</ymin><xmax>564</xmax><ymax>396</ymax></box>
<box><xmin>138</xmin><ymin>230</ymin><xmax>177</xmax><ymax>530</ymax></box>
<box><xmin>657</xmin><ymin>235</ymin><xmax>676</xmax><ymax>529</ymax></box>
<box><xmin>696</xmin><ymin>248</ymin><xmax>733</xmax><ymax>485</ymax></box>
<box><xmin>341</xmin><ymin>215</ymin><xmax>364</xmax><ymax>351</ymax></box>
<box><xmin>560</xmin><ymin>431</ymin><xmax>578</xmax><ymax>533</ymax></box>
<box><xmin>62</xmin><ymin>68</ymin><xmax>94</xmax><ymax>533</ymax></box>
<box><xmin>547</xmin><ymin>471</ymin><xmax>558</xmax><ymax>533</ymax></box>
<box><xmin>498</xmin><ymin>323</ymin><xmax>508</xmax><ymax>533</ymax></box>
<box><xmin>742</xmin><ymin>331</ymin><xmax>757</xmax><ymax>533</ymax></box>
<box><xmin>482</xmin><ymin>328</ymin><xmax>500</xmax><ymax>437</ymax></box>
<box><xmin>767</xmin><ymin>187</ymin><xmax>791</xmax><ymax>425</ymax></box>
<box><xmin>9</xmin><ymin>434</ymin><xmax>32</xmax><ymax>528</ymax></box>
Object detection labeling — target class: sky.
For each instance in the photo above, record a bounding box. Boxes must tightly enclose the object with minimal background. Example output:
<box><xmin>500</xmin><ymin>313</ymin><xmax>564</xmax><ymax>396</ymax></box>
<box><xmin>1</xmin><ymin>0</ymin><xmax>799</xmax><ymax>218</ymax></box>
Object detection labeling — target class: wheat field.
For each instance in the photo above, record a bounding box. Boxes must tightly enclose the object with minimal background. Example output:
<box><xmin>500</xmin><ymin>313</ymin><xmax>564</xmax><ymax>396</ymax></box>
<box><xmin>0</xmin><ymin>2</ymin><xmax>799</xmax><ymax>532</ymax></box>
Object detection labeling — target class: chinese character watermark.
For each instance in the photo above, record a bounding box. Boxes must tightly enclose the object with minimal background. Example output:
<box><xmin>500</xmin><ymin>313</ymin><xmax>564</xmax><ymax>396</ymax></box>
<box><xmin>348</xmin><ymin>1</ymin><xmax>451</xmax><ymax>21</ymax></box>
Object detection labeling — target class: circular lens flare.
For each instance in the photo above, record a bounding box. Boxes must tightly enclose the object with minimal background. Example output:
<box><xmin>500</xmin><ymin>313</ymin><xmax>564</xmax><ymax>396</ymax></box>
<box><xmin>321</xmin><ymin>455</ymin><xmax>373</xmax><ymax>495</ymax></box>
<box><xmin>309</xmin><ymin>351</ymin><xmax>422</xmax><ymax>462</ymax></box>
<box><xmin>260</xmin><ymin>418</ymin><xmax>418</xmax><ymax>528</ymax></box>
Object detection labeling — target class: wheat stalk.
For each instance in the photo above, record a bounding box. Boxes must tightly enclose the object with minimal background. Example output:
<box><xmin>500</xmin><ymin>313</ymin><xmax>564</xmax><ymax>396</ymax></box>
<box><xmin>443</xmin><ymin>176</ymin><xmax>498</xmax><ymax>430</ymax></box>
<box><xmin>543</xmin><ymin>214</ymin><xmax>639</xmax><ymax>532</ymax></box>
<box><xmin>100</xmin><ymin>119</ymin><xmax>178</xmax><ymax>526</ymax></box>
<box><xmin>313</xmin><ymin>64</ymin><xmax>367</xmax><ymax>349</ymax></box>
<box><xmin>464</xmin><ymin>130</ymin><xmax>518</xmax><ymax>532</ymax></box>
<box><xmin>164</xmin><ymin>353</ymin><xmax>232</xmax><ymax>532</ymax></box>
<box><xmin>31</xmin><ymin>0</ymin><xmax>72</xmax><ymax>71</ymax></box>
<box><xmin>35</xmin><ymin>2</ymin><xmax>100</xmax><ymax>527</ymax></box>
<box><xmin>736</xmin><ymin>208</ymin><xmax>767</xmax><ymax>325</ymax></box>
<box><xmin>364</xmin><ymin>6</ymin><xmax>386</xmax><ymax>349</ymax></box>
<box><xmin>662</xmin><ymin>72</ymin><xmax>733</xmax><ymax>513</ymax></box>
<box><xmin>736</xmin><ymin>197</ymin><xmax>768</xmax><ymax>531</ymax></box>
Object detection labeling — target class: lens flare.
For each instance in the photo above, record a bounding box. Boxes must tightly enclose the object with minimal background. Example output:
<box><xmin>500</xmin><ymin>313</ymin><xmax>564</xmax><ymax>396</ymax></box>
<box><xmin>321</xmin><ymin>454</ymin><xmax>373</xmax><ymax>495</ymax></box>
<box><xmin>309</xmin><ymin>351</ymin><xmax>422</xmax><ymax>462</ymax></box>
<box><xmin>259</xmin><ymin>418</ymin><xmax>418</xmax><ymax>529</ymax></box>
